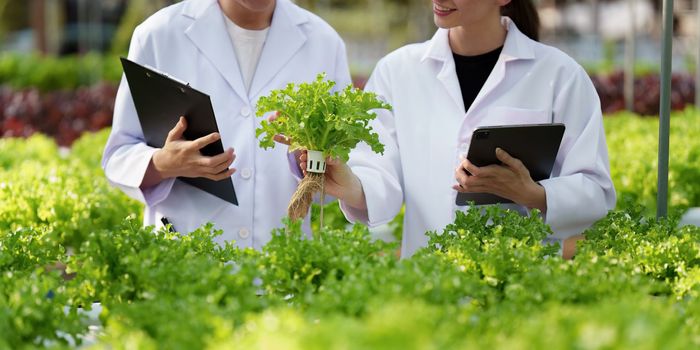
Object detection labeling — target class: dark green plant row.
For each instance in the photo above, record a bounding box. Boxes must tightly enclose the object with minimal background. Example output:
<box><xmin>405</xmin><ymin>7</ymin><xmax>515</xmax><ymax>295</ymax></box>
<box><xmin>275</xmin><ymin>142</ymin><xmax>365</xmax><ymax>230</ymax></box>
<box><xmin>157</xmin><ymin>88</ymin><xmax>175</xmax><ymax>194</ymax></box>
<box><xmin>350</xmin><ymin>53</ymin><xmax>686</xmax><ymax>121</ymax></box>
<box><xmin>0</xmin><ymin>53</ymin><xmax>122</xmax><ymax>92</ymax></box>
<box><xmin>1</xmin><ymin>51</ymin><xmax>695</xmax><ymax>117</ymax></box>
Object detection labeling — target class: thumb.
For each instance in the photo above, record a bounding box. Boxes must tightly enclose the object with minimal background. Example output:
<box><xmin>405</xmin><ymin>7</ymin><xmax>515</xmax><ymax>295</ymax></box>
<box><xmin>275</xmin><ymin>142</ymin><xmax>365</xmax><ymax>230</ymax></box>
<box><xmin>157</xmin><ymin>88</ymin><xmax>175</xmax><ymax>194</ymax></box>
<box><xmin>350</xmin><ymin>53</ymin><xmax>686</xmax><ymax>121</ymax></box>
<box><xmin>496</xmin><ymin>147</ymin><xmax>525</xmax><ymax>171</ymax></box>
<box><xmin>268</xmin><ymin>111</ymin><xmax>280</xmax><ymax>122</ymax></box>
<box><xmin>326</xmin><ymin>156</ymin><xmax>342</xmax><ymax>166</ymax></box>
<box><xmin>166</xmin><ymin>117</ymin><xmax>187</xmax><ymax>143</ymax></box>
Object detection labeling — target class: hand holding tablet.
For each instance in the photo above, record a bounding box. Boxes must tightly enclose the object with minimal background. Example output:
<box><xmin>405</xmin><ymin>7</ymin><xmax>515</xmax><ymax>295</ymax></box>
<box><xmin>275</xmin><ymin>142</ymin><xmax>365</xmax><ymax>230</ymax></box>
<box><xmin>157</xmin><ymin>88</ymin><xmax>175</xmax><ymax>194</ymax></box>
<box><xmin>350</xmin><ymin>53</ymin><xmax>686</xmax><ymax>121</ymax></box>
<box><xmin>455</xmin><ymin>123</ymin><xmax>565</xmax><ymax>206</ymax></box>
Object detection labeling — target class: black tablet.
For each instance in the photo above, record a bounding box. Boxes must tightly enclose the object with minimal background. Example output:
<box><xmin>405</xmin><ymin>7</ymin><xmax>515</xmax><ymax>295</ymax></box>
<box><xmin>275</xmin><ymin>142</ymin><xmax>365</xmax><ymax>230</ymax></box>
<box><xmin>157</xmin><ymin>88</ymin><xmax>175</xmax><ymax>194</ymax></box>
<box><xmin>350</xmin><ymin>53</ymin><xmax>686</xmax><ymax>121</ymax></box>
<box><xmin>120</xmin><ymin>57</ymin><xmax>238</xmax><ymax>205</ymax></box>
<box><xmin>455</xmin><ymin>123</ymin><xmax>565</xmax><ymax>206</ymax></box>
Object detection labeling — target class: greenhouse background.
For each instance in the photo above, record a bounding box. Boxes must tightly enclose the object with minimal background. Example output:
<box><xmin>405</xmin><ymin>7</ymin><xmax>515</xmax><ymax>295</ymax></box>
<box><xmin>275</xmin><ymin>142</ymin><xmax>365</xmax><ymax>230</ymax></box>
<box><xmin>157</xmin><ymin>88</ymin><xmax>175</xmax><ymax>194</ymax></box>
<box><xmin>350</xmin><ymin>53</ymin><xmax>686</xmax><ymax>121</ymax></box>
<box><xmin>2</xmin><ymin>0</ymin><xmax>700</xmax><ymax>348</ymax></box>
<box><xmin>2</xmin><ymin>0</ymin><xmax>700</xmax><ymax>131</ymax></box>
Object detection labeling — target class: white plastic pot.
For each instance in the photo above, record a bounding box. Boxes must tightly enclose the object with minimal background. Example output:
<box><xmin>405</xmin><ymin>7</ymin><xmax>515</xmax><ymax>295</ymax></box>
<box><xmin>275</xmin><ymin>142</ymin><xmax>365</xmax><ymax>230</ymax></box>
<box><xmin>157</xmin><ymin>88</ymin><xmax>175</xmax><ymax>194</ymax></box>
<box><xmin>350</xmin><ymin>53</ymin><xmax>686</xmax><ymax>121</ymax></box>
<box><xmin>306</xmin><ymin>150</ymin><xmax>326</xmax><ymax>173</ymax></box>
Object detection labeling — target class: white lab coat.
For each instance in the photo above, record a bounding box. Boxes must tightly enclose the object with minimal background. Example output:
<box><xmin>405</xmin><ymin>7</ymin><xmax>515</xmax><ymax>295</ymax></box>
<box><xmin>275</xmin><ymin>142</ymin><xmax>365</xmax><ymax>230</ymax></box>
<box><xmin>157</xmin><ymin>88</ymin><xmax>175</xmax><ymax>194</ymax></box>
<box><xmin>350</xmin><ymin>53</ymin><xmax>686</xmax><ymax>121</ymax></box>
<box><xmin>341</xmin><ymin>18</ymin><xmax>616</xmax><ymax>257</ymax></box>
<box><xmin>102</xmin><ymin>0</ymin><xmax>351</xmax><ymax>249</ymax></box>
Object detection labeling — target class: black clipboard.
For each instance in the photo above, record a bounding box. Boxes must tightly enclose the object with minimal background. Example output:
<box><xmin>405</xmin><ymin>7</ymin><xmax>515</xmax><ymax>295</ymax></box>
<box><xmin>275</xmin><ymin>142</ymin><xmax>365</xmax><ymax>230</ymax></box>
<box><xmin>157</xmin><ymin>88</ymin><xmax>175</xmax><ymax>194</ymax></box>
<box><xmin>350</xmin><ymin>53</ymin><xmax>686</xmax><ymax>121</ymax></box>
<box><xmin>455</xmin><ymin>123</ymin><xmax>565</xmax><ymax>206</ymax></box>
<box><xmin>120</xmin><ymin>57</ymin><xmax>238</xmax><ymax>205</ymax></box>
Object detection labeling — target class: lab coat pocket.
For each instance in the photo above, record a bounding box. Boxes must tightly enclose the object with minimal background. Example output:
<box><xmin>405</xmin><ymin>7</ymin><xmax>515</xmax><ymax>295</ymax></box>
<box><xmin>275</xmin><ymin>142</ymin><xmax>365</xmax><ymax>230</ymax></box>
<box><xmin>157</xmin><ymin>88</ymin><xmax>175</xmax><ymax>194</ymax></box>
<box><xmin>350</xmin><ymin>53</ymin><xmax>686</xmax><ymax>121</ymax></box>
<box><xmin>486</xmin><ymin>106</ymin><xmax>552</xmax><ymax>126</ymax></box>
<box><xmin>155</xmin><ymin>180</ymin><xmax>227</xmax><ymax>234</ymax></box>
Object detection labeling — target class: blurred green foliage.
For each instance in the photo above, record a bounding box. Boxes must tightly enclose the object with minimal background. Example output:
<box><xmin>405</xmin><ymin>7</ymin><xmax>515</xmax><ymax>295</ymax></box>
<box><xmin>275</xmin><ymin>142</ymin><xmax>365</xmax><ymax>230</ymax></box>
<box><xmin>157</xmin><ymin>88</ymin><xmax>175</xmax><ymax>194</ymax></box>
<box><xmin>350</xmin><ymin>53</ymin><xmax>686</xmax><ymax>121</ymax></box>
<box><xmin>0</xmin><ymin>130</ymin><xmax>143</xmax><ymax>249</ymax></box>
<box><xmin>0</xmin><ymin>0</ymin><xmax>28</xmax><ymax>37</ymax></box>
<box><xmin>605</xmin><ymin>108</ymin><xmax>700</xmax><ymax>215</ymax></box>
<box><xmin>0</xmin><ymin>52</ymin><xmax>122</xmax><ymax>91</ymax></box>
<box><xmin>111</xmin><ymin>0</ymin><xmax>181</xmax><ymax>55</ymax></box>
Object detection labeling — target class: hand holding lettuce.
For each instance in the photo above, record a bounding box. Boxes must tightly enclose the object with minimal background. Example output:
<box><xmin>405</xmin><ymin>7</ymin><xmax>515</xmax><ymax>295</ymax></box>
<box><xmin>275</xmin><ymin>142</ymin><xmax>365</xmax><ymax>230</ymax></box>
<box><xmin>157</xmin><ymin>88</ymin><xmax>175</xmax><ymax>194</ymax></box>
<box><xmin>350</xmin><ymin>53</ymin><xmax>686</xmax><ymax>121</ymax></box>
<box><xmin>256</xmin><ymin>74</ymin><xmax>391</xmax><ymax>225</ymax></box>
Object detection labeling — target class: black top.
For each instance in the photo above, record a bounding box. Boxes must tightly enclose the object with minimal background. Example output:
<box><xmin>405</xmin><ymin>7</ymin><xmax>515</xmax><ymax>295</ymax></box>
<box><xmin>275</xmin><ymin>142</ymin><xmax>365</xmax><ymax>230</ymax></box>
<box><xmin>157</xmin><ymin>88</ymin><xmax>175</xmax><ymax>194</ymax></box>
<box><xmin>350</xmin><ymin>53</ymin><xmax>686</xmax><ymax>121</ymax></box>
<box><xmin>453</xmin><ymin>46</ymin><xmax>503</xmax><ymax>112</ymax></box>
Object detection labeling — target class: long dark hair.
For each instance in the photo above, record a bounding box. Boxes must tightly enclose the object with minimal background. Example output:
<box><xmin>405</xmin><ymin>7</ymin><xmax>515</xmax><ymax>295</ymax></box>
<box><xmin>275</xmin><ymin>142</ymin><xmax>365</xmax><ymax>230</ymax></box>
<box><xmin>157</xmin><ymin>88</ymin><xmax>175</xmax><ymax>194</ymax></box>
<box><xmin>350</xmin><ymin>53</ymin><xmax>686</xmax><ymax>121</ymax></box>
<box><xmin>501</xmin><ymin>0</ymin><xmax>540</xmax><ymax>41</ymax></box>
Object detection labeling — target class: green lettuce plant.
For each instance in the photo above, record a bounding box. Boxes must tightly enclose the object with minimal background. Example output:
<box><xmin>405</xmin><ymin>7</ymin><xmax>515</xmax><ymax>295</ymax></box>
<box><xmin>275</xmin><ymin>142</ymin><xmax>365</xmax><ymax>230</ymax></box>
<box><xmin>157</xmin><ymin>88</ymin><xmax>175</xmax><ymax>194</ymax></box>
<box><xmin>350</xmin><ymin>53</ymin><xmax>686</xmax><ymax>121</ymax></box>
<box><xmin>255</xmin><ymin>73</ymin><xmax>391</xmax><ymax>225</ymax></box>
<box><xmin>256</xmin><ymin>73</ymin><xmax>389</xmax><ymax>162</ymax></box>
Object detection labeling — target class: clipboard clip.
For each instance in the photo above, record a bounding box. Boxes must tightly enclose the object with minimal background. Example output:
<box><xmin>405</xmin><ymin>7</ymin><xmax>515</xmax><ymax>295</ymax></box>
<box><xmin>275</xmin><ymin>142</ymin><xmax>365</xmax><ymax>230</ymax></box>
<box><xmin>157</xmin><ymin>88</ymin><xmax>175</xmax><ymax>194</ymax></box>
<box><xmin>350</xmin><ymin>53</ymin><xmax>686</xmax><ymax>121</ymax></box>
<box><xmin>143</xmin><ymin>63</ymin><xmax>191</xmax><ymax>87</ymax></box>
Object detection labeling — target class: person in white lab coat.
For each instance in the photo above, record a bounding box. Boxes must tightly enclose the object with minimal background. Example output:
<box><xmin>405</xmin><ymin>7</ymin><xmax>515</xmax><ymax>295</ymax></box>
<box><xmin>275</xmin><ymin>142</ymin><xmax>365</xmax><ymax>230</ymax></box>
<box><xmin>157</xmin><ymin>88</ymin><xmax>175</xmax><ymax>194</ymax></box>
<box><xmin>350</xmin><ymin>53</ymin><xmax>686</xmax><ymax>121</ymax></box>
<box><xmin>304</xmin><ymin>0</ymin><xmax>616</xmax><ymax>257</ymax></box>
<box><xmin>102</xmin><ymin>0</ymin><xmax>351</xmax><ymax>249</ymax></box>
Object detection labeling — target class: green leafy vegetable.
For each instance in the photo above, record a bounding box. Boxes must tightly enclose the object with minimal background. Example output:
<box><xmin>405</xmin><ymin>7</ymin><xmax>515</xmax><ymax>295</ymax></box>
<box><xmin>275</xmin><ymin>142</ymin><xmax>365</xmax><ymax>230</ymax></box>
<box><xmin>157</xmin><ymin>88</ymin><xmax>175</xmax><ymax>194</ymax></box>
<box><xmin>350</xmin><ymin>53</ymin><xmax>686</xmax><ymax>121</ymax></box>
<box><xmin>255</xmin><ymin>73</ymin><xmax>391</xmax><ymax>161</ymax></box>
<box><xmin>5</xmin><ymin>113</ymin><xmax>700</xmax><ymax>348</ymax></box>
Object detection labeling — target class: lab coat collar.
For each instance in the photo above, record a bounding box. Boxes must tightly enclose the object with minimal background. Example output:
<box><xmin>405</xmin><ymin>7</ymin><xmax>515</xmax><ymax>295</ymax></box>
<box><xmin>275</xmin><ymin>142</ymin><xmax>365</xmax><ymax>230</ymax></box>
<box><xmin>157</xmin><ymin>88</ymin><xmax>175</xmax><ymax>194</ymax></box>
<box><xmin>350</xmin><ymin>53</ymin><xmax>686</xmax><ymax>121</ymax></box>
<box><xmin>420</xmin><ymin>16</ymin><xmax>535</xmax><ymax>114</ymax></box>
<box><xmin>249</xmin><ymin>0</ymin><xmax>308</xmax><ymax>98</ymax></box>
<box><xmin>421</xmin><ymin>16</ymin><xmax>535</xmax><ymax>63</ymax></box>
<box><xmin>500</xmin><ymin>16</ymin><xmax>536</xmax><ymax>61</ymax></box>
<box><xmin>182</xmin><ymin>0</ymin><xmax>214</xmax><ymax>18</ymax></box>
<box><xmin>183</xmin><ymin>0</ymin><xmax>308</xmax><ymax>101</ymax></box>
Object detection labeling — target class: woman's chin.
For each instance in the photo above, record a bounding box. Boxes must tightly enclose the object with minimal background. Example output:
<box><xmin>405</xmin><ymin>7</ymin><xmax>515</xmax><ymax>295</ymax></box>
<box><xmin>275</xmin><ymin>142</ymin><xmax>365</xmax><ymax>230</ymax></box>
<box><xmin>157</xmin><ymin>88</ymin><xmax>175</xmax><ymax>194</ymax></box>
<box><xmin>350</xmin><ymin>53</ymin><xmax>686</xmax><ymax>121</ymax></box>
<box><xmin>433</xmin><ymin>17</ymin><xmax>456</xmax><ymax>29</ymax></box>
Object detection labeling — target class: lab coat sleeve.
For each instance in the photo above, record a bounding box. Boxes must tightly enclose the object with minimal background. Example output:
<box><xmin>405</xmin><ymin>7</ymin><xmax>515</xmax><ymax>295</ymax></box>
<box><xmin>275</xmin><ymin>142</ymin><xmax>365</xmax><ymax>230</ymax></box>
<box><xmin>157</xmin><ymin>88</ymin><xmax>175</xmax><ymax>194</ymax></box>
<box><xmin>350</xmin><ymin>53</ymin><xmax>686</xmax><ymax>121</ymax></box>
<box><xmin>339</xmin><ymin>59</ymin><xmax>404</xmax><ymax>226</ymax></box>
<box><xmin>101</xmin><ymin>26</ymin><xmax>176</xmax><ymax>206</ymax></box>
<box><xmin>538</xmin><ymin>65</ymin><xmax>616</xmax><ymax>239</ymax></box>
<box><xmin>286</xmin><ymin>150</ymin><xmax>303</xmax><ymax>179</ymax></box>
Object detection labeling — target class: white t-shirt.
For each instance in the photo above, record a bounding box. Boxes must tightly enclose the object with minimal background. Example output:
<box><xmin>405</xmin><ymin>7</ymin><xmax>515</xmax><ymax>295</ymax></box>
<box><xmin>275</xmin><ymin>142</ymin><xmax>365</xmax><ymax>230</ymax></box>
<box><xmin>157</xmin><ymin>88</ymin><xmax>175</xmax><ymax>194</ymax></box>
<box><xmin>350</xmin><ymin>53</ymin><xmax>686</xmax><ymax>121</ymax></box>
<box><xmin>223</xmin><ymin>15</ymin><xmax>270</xmax><ymax>93</ymax></box>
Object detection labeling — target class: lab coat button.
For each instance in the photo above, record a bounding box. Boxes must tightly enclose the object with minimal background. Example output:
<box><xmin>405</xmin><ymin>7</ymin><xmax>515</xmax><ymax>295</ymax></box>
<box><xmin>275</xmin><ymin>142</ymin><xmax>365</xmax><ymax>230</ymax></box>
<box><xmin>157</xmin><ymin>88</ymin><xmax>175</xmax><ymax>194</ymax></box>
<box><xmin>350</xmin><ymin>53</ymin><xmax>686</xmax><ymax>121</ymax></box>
<box><xmin>239</xmin><ymin>228</ymin><xmax>250</xmax><ymax>239</ymax></box>
<box><xmin>241</xmin><ymin>106</ymin><xmax>252</xmax><ymax>117</ymax></box>
<box><xmin>241</xmin><ymin>168</ymin><xmax>253</xmax><ymax>179</ymax></box>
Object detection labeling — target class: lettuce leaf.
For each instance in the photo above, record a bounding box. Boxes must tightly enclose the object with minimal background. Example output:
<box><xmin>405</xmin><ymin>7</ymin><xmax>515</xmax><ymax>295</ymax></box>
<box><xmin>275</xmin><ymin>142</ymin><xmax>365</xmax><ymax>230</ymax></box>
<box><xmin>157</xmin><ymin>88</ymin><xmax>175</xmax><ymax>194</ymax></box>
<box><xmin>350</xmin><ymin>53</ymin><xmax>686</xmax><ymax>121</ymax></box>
<box><xmin>255</xmin><ymin>73</ymin><xmax>391</xmax><ymax>161</ymax></box>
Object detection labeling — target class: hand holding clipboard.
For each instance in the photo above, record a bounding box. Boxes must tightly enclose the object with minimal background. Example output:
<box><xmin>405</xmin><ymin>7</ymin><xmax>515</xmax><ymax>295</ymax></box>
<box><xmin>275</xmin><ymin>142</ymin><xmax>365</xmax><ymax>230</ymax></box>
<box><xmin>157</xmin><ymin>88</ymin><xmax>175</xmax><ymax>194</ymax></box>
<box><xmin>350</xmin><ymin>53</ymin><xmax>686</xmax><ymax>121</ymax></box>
<box><xmin>150</xmin><ymin>116</ymin><xmax>236</xmax><ymax>181</ymax></box>
<box><xmin>120</xmin><ymin>57</ymin><xmax>238</xmax><ymax>205</ymax></box>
